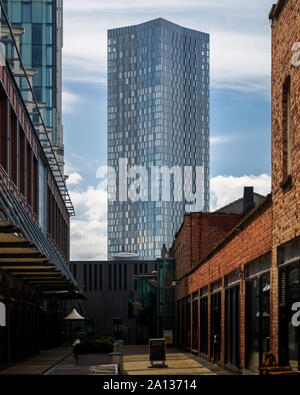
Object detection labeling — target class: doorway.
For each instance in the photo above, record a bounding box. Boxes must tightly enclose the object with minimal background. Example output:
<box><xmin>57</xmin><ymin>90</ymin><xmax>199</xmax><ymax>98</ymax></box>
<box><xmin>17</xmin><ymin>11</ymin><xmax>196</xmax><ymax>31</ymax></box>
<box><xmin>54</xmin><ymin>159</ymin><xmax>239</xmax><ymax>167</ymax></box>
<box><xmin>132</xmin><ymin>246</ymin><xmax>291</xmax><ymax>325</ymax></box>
<box><xmin>211</xmin><ymin>291</ymin><xmax>221</xmax><ymax>364</ymax></box>
<box><xmin>225</xmin><ymin>284</ymin><xmax>240</xmax><ymax>368</ymax></box>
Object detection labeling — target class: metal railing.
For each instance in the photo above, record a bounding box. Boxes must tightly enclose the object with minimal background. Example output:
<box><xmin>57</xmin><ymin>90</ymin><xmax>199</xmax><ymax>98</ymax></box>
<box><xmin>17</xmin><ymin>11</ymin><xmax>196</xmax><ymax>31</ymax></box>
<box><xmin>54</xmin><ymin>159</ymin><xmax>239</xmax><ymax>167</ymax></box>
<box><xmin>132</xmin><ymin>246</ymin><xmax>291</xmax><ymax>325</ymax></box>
<box><xmin>0</xmin><ymin>1</ymin><xmax>75</xmax><ymax>217</ymax></box>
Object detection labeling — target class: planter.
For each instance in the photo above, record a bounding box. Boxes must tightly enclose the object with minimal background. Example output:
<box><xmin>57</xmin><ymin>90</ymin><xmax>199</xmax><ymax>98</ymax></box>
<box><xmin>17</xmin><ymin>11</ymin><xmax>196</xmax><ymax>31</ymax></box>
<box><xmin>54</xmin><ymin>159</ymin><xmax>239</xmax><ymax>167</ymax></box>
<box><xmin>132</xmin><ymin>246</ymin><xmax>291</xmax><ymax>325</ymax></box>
<box><xmin>74</xmin><ymin>353</ymin><xmax>112</xmax><ymax>366</ymax></box>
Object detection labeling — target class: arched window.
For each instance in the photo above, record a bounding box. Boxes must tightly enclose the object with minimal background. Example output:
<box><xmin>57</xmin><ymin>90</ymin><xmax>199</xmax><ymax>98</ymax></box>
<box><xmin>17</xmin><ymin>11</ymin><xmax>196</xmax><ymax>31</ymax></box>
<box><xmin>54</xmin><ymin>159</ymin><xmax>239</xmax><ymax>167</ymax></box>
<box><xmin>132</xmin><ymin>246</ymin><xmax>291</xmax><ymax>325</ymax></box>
<box><xmin>282</xmin><ymin>76</ymin><xmax>291</xmax><ymax>178</ymax></box>
<box><xmin>0</xmin><ymin>302</ymin><xmax>6</xmax><ymax>327</ymax></box>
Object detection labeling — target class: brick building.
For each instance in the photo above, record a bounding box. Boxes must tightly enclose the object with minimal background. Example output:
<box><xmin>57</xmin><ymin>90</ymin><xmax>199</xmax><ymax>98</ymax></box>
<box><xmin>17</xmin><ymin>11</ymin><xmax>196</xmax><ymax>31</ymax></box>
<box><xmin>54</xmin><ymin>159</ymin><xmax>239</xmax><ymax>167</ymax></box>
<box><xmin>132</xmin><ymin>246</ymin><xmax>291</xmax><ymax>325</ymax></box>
<box><xmin>171</xmin><ymin>0</ymin><xmax>300</xmax><ymax>373</ymax></box>
<box><xmin>171</xmin><ymin>192</ymin><xmax>272</xmax><ymax>371</ymax></box>
<box><xmin>269</xmin><ymin>0</ymin><xmax>300</xmax><ymax>369</ymax></box>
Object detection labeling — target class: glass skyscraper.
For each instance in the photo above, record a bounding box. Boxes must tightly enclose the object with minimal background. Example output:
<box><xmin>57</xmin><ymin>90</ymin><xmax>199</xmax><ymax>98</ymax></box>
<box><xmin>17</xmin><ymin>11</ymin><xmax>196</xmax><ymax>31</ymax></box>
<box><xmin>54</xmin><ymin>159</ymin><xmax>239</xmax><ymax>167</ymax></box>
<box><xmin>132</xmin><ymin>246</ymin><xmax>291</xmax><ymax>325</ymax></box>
<box><xmin>107</xmin><ymin>18</ymin><xmax>210</xmax><ymax>260</ymax></box>
<box><xmin>3</xmin><ymin>0</ymin><xmax>64</xmax><ymax>170</ymax></box>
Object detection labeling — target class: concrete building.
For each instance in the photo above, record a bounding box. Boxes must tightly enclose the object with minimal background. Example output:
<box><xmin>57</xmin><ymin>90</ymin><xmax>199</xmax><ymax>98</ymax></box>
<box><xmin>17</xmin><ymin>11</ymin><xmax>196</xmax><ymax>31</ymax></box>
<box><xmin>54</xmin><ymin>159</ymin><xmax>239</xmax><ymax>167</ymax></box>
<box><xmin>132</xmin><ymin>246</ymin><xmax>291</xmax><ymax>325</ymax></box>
<box><xmin>107</xmin><ymin>18</ymin><xmax>210</xmax><ymax>260</ymax></box>
<box><xmin>70</xmin><ymin>260</ymin><xmax>157</xmax><ymax>344</ymax></box>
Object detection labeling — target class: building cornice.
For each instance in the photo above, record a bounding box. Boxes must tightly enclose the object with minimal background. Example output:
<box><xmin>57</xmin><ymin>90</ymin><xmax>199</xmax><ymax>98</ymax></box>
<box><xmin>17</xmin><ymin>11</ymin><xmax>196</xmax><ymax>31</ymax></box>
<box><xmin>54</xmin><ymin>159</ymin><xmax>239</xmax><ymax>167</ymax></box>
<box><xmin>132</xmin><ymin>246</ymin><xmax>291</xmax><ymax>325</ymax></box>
<box><xmin>269</xmin><ymin>0</ymin><xmax>289</xmax><ymax>20</ymax></box>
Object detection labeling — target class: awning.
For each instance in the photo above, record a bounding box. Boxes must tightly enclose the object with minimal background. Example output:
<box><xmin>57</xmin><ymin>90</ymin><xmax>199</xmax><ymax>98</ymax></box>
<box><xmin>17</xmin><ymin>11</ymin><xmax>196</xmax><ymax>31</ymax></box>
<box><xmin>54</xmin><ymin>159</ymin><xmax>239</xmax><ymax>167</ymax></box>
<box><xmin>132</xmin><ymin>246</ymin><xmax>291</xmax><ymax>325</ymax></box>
<box><xmin>64</xmin><ymin>308</ymin><xmax>85</xmax><ymax>321</ymax></box>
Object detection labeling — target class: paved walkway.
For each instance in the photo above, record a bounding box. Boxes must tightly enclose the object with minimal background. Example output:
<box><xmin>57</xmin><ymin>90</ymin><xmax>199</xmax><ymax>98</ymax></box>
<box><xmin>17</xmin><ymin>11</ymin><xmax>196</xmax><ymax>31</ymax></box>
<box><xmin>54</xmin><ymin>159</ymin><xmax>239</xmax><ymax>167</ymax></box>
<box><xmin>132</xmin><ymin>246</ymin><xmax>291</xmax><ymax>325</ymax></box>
<box><xmin>120</xmin><ymin>346</ymin><xmax>233</xmax><ymax>375</ymax></box>
<box><xmin>0</xmin><ymin>345</ymin><xmax>234</xmax><ymax>375</ymax></box>
<box><xmin>0</xmin><ymin>346</ymin><xmax>72</xmax><ymax>375</ymax></box>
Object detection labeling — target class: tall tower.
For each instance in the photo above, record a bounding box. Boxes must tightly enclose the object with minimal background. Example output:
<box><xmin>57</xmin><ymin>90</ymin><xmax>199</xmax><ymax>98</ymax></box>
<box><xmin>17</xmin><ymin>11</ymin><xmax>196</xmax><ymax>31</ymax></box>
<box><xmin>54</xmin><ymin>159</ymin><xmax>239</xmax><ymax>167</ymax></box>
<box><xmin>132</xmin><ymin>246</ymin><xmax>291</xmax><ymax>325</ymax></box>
<box><xmin>107</xmin><ymin>18</ymin><xmax>210</xmax><ymax>260</ymax></box>
<box><xmin>3</xmin><ymin>0</ymin><xmax>64</xmax><ymax>172</ymax></box>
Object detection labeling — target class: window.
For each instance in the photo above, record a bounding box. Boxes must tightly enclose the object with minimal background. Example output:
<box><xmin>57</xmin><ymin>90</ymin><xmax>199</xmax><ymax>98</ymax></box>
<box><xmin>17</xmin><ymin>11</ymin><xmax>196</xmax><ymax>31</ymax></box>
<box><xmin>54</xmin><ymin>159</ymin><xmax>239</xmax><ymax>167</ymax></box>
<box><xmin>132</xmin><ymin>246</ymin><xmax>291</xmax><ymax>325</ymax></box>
<box><xmin>22</xmin><ymin>2</ymin><xmax>32</xmax><ymax>23</ymax></box>
<box><xmin>32</xmin><ymin>45</ymin><xmax>42</xmax><ymax>67</ymax></box>
<box><xmin>94</xmin><ymin>264</ymin><xmax>98</xmax><ymax>291</ymax></box>
<box><xmin>0</xmin><ymin>96</ymin><xmax>7</xmax><ymax>171</ymax></box>
<box><xmin>113</xmin><ymin>264</ymin><xmax>117</xmax><ymax>291</ymax></box>
<box><xmin>39</xmin><ymin>160</ymin><xmax>46</xmax><ymax>232</ymax></box>
<box><xmin>26</xmin><ymin>143</ymin><xmax>32</xmax><ymax>205</ymax></box>
<box><xmin>282</xmin><ymin>77</ymin><xmax>292</xmax><ymax>178</ymax></box>
<box><xmin>89</xmin><ymin>265</ymin><xmax>93</xmax><ymax>291</ymax></box>
<box><xmin>83</xmin><ymin>264</ymin><xmax>87</xmax><ymax>291</ymax></box>
<box><xmin>32</xmin><ymin>24</ymin><xmax>42</xmax><ymax>45</ymax></box>
<box><xmin>119</xmin><ymin>264</ymin><xmax>122</xmax><ymax>290</ymax></box>
<box><xmin>108</xmin><ymin>265</ymin><xmax>112</xmax><ymax>291</ymax></box>
<box><xmin>99</xmin><ymin>264</ymin><xmax>103</xmax><ymax>291</ymax></box>
<box><xmin>11</xmin><ymin>112</ymin><xmax>18</xmax><ymax>186</ymax></box>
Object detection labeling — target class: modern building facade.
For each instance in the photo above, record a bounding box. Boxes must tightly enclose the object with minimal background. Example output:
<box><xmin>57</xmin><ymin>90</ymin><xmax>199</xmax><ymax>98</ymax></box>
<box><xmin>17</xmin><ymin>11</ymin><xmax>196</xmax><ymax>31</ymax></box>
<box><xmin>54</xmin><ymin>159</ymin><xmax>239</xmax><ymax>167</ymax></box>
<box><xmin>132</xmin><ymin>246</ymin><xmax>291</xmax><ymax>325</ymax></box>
<box><xmin>2</xmin><ymin>0</ymin><xmax>64</xmax><ymax>171</ymax></box>
<box><xmin>70</xmin><ymin>260</ymin><xmax>157</xmax><ymax>344</ymax></box>
<box><xmin>70</xmin><ymin>257</ymin><xmax>176</xmax><ymax>345</ymax></box>
<box><xmin>107</xmin><ymin>18</ymin><xmax>210</xmax><ymax>260</ymax></box>
<box><xmin>0</xmin><ymin>5</ymin><xmax>78</xmax><ymax>370</ymax></box>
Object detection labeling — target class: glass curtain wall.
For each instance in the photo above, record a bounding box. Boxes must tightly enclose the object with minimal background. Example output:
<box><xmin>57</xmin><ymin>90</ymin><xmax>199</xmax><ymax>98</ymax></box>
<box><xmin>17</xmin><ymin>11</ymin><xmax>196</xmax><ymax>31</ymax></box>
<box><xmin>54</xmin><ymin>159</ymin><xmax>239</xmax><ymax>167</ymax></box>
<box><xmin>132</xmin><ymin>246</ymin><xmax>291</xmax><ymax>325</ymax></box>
<box><xmin>3</xmin><ymin>0</ymin><xmax>58</xmax><ymax>139</ymax></box>
<box><xmin>136</xmin><ymin>276</ymin><xmax>157</xmax><ymax>344</ymax></box>
<box><xmin>157</xmin><ymin>258</ymin><xmax>175</xmax><ymax>339</ymax></box>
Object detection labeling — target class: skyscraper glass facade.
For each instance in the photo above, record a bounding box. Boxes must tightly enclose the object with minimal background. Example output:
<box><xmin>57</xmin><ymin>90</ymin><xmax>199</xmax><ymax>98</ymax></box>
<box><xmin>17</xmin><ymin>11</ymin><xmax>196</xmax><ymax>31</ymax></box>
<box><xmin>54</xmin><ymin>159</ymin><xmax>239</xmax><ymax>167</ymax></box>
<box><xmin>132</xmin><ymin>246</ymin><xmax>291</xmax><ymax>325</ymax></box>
<box><xmin>3</xmin><ymin>0</ymin><xmax>63</xmax><ymax>166</ymax></box>
<box><xmin>107</xmin><ymin>18</ymin><xmax>210</xmax><ymax>260</ymax></box>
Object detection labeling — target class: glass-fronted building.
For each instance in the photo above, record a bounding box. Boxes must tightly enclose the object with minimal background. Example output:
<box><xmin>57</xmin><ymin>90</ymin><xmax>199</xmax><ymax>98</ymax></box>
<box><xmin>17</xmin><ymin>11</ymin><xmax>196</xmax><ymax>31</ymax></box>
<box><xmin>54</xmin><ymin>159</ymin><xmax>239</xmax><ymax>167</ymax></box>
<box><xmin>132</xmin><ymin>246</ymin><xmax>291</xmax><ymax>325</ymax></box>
<box><xmin>107</xmin><ymin>18</ymin><xmax>210</xmax><ymax>260</ymax></box>
<box><xmin>3</xmin><ymin>0</ymin><xmax>64</xmax><ymax>169</ymax></box>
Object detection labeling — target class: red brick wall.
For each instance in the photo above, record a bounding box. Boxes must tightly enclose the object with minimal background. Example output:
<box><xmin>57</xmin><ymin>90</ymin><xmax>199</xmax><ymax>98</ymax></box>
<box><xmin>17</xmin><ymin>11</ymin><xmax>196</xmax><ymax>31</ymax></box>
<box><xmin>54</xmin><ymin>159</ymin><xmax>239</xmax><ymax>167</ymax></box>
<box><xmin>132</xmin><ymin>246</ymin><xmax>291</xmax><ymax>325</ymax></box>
<box><xmin>170</xmin><ymin>213</ymin><xmax>243</xmax><ymax>282</ymax></box>
<box><xmin>270</xmin><ymin>0</ymin><xmax>300</xmax><ymax>360</ymax></box>
<box><xmin>176</xmin><ymin>197</ymin><xmax>272</xmax><ymax>368</ymax></box>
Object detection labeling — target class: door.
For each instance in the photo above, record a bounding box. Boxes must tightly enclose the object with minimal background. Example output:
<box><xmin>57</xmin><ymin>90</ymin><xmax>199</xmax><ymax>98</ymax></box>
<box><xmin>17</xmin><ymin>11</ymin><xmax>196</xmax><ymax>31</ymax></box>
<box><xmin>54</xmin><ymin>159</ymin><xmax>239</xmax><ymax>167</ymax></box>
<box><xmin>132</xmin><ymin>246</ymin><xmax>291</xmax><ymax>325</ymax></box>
<box><xmin>192</xmin><ymin>296</ymin><xmax>198</xmax><ymax>353</ymax></box>
<box><xmin>200</xmin><ymin>296</ymin><xmax>208</xmax><ymax>356</ymax></box>
<box><xmin>246</xmin><ymin>272</ymin><xmax>270</xmax><ymax>370</ymax></box>
<box><xmin>225</xmin><ymin>285</ymin><xmax>240</xmax><ymax>368</ymax></box>
<box><xmin>211</xmin><ymin>292</ymin><xmax>221</xmax><ymax>363</ymax></box>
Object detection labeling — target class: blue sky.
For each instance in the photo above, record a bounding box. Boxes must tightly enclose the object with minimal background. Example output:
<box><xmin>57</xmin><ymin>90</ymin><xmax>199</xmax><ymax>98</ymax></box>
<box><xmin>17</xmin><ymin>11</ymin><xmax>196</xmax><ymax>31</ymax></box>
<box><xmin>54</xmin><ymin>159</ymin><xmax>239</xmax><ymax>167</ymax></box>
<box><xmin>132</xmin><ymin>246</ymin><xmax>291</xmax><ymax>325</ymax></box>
<box><xmin>62</xmin><ymin>0</ymin><xmax>274</xmax><ymax>260</ymax></box>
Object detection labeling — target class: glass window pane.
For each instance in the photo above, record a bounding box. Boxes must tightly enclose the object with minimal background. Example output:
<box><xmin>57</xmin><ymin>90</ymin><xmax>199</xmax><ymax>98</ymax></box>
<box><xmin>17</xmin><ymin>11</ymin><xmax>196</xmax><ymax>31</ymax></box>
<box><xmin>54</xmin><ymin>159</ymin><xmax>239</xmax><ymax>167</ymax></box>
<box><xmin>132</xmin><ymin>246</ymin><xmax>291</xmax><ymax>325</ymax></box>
<box><xmin>32</xmin><ymin>2</ymin><xmax>42</xmax><ymax>23</ymax></box>
<box><xmin>46</xmin><ymin>24</ymin><xmax>52</xmax><ymax>44</ymax></box>
<box><xmin>12</xmin><ymin>0</ymin><xmax>21</xmax><ymax>23</ymax></box>
<box><xmin>32</xmin><ymin>44</ymin><xmax>42</xmax><ymax>66</ymax></box>
<box><xmin>32</xmin><ymin>24</ymin><xmax>42</xmax><ymax>45</ymax></box>
<box><xmin>22</xmin><ymin>2</ymin><xmax>32</xmax><ymax>23</ymax></box>
<box><xmin>46</xmin><ymin>3</ymin><xmax>52</xmax><ymax>23</ymax></box>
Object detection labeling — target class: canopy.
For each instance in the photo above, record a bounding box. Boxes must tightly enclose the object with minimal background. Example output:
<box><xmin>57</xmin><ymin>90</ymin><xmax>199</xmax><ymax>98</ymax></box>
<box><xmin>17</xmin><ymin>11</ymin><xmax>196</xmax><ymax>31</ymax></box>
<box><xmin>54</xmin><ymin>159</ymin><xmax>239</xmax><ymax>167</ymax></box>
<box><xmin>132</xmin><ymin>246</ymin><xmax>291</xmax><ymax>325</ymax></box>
<box><xmin>64</xmin><ymin>308</ymin><xmax>85</xmax><ymax>321</ymax></box>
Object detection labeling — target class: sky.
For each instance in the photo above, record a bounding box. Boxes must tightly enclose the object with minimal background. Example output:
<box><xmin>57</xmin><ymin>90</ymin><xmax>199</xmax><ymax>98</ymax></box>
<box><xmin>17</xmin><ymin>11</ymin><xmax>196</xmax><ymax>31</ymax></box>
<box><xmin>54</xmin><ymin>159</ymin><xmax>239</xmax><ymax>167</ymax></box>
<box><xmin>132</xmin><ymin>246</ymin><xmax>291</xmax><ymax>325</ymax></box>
<box><xmin>62</xmin><ymin>0</ymin><xmax>275</xmax><ymax>261</ymax></box>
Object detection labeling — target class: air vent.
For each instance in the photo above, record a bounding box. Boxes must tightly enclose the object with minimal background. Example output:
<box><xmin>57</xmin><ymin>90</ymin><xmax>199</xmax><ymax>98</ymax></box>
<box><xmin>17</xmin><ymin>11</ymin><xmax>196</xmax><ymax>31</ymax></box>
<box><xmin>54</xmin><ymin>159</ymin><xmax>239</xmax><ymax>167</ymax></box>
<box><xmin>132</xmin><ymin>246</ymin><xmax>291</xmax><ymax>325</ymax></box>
<box><xmin>280</xmin><ymin>270</ymin><xmax>286</xmax><ymax>305</ymax></box>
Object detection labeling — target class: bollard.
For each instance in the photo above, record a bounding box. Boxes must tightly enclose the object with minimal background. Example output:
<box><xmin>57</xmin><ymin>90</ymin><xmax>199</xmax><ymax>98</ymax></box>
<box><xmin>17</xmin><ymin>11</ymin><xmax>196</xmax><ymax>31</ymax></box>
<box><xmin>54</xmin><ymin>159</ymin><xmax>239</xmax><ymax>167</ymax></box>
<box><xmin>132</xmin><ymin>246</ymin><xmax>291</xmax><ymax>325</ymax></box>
<box><xmin>110</xmin><ymin>352</ymin><xmax>123</xmax><ymax>374</ymax></box>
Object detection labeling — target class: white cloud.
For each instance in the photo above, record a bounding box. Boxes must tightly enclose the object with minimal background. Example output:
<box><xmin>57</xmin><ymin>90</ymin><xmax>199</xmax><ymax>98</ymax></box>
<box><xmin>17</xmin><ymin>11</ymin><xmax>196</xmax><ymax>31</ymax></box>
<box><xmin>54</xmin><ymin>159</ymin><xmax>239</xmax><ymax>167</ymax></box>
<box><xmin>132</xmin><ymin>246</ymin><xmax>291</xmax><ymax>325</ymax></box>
<box><xmin>210</xmin><ymin>31</ymin><xmax>271</xmax><ymax>94</ymax></box>
<box><xmin>210</xmin><ymin>173</ymin><xmax>271</xmax><ymax>211</ymax></box>
<box><xmin>67</xmin><ymin>172</ymin><xmax>83</xmax><ymax>186</ymax></box>
<box><xmin>62</xmin><ymin>91</ymin><xmax>82</xmax><ymax>113</ymax></box>
<box><xmin>69</xmin><ymin>184</ymin><xmax>108</xmax><ymax>261</ymax></box>
<box><xmin>210</xmin><ymin>135</ymin><xmax>241</xmax><ymax>145</ymax></box>
<box><xmin>63</xmin><ymin>0</ymin><xmax>274</xmax><ymax>92</ymax></box>
<box><xmin>67</xmin><ymin>170</ymin><xmax>271</xmax><ymax>260</ymax></box>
